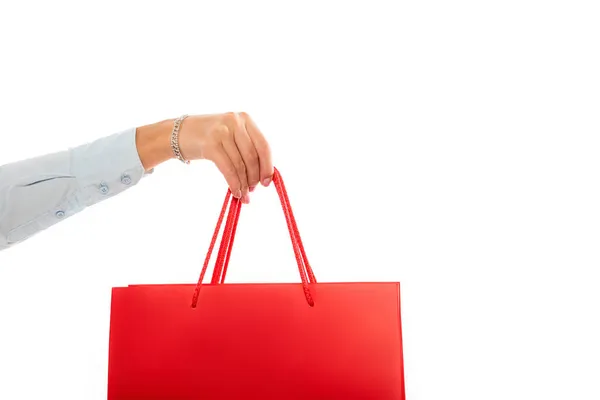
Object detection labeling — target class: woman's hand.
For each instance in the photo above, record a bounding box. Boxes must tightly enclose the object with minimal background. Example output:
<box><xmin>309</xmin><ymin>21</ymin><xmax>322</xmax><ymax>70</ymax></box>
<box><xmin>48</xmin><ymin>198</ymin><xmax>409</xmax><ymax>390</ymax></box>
<box><xmin>136</xmin><ymin>112</ymin><xmax>273</xmax><ymax>204</ymax></box>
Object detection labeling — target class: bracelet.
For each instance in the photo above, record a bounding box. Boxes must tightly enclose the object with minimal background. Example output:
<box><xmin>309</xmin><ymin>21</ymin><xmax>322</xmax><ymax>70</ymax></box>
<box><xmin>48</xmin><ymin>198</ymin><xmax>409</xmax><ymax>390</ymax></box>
<box><xmin>170</xmin><ymin>114</ymin><xmax>190</xmax><ymax>164</ymax></box>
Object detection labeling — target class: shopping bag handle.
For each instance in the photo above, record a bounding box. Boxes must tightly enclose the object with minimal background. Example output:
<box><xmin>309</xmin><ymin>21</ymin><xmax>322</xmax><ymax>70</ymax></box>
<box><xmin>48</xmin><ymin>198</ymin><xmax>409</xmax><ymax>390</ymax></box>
<box><xmin>191</xmin><ymin>168</ymin><xmax>317</xmax><ymax>308</ymax></box>
<box><xmin>212</xmin><ymin>168</ymin><xmax>316</xmax><ymax>286</ymax></box>
<box><xmin>208</xmin><ymin>167</ymin><xmax>316</xmax><ymax>296</ymax></box>
<box><xmin>210</xmin><ymin>193</ymin><xmax>241</xmax><ymax>284</ymax></box>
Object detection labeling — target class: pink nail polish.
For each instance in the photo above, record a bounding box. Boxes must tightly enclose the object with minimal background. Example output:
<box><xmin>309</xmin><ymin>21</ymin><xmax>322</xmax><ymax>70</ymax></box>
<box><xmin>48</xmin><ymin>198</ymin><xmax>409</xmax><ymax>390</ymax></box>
<box><xmin>261</xmin><ymin>177</ymin><xmax>271</xmax><ymax>187</ymax></box>
<box><xmin>249</xmin><ymin>186</ymin><xmax>256</xmax><ymax>192</ymax></box>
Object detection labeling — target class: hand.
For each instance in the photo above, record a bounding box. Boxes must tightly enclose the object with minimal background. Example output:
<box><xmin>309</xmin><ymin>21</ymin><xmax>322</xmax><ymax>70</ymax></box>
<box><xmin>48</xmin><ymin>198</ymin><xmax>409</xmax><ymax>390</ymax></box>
<box><xmin>136</xmin><ymin>112</ymin><xmax>273</xmax><ymax>204</ymax></box>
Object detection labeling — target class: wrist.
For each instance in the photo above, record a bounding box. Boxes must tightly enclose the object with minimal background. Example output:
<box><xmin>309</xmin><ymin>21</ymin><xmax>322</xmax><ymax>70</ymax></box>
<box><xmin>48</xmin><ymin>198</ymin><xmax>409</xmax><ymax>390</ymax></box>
<box><xmin>135</xmin><ymin>118</ymin><xmax>174</xmax><ymax>171</ymax></box>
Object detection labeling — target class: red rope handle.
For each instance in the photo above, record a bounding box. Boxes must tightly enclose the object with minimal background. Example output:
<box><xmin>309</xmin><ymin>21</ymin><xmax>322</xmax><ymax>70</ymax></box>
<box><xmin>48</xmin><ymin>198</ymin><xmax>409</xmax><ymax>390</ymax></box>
<box><xmin>191</xmin><ymin>190</ymin><xmax>231</xmax><ymax>307</ymax></box>
<box><xmin>212</xmin><ymin>196</ymin><xmax>242</xmax><ymax>284</ymax></box>
<box><xmin>219</xmin><ymin>198</ymin><xmax>241</xmax><ymax>284</ymax></box>
<box><xmin>273</xmin><ymin>169</ymin><xmax>317</xmax><ymax>284</ymax></box>
<box><xmin>191</xmin><ymin>168</ymin><xmax>316</xmax><ymax>307</ymax></box>
<box><xmin>214</xmin><ymin>169</ymin><xmax>315</xmax><ymax>285</ymax></box>
<box><xmin>269</xmin><ymin>170</ymin><xmax>315</xmax><ymax>305</ymax></box>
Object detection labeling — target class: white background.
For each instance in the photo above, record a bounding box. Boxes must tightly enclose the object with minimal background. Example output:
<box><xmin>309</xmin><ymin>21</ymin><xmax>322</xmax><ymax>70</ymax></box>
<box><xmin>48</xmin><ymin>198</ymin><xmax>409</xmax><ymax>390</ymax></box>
<box><xmin>1</xmin><ymin>1</ymin><xmax>599</xmax><ymax>399</ymax></box>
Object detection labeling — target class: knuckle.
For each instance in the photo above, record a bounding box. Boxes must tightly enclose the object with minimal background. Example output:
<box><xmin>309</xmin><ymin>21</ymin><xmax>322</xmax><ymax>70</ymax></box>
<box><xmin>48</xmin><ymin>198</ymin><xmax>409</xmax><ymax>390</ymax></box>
<box><xmin>245</xmin><ymin>150</ymin><xmax>259</xmax><ymax>164</ymax></box>
<box><xmin>216</xmin><ymin>124</ymin><xmax>232</xmax><ymax>139</ymax></box>
<box><xmin>224</xmin><ymin>112</ymin><xmax>240</xmax><ymax>127</ymax></box>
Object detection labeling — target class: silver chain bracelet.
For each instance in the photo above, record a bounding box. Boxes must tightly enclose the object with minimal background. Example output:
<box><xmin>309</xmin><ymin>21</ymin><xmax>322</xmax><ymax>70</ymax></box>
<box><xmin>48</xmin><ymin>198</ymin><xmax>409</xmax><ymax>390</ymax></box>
<box><xmin>170</xmin><ymin>114</ymin><xmax>190</xmax><ymax>164</ymax></box>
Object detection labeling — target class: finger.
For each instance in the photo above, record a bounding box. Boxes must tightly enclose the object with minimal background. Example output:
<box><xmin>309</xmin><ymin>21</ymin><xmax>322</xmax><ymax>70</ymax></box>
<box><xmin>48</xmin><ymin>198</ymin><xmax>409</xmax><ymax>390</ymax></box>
<box><xmin>212</xmin><ymin>145</ymin><xmax>242</xmax><ymax>198</ymax></box>
<box><xmin>240</xmin><ymin>113</ymin><xmax>273</xmax><ymax>186</ymax></box>
<box><xmin>232</xmin><ymin>114</ymin><xmax>260</xmax><ymax>190</ymax></box>
<box><xmin>222</xmin><ymin>131</ymin><xmax>250</xmax><ymax>203</ymax></box>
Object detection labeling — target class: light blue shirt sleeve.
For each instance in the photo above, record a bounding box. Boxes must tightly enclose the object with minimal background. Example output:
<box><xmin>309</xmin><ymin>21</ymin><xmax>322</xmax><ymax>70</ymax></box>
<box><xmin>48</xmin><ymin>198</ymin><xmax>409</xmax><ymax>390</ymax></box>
<box><xmin>0</xmin><ymin>127</ymin><xmax>151</xmax><ymax>251</ymax></box>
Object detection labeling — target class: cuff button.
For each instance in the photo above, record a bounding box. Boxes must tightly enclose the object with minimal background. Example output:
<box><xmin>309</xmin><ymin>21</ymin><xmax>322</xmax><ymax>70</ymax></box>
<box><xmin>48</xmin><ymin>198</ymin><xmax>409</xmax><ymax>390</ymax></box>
<box><xmin>55</xmin><ymin>210</ymin><xmax>65</xmax><ymax>218</ymax></box>
<box><xmin>99</xmin><ymin>182</ymin><xmax>109</xmax><ymax>194</ymax></box>
<box><xmin>121</xmin><ymin>174</ymin><xmax>132</xmax><ymax>185</ymax></box>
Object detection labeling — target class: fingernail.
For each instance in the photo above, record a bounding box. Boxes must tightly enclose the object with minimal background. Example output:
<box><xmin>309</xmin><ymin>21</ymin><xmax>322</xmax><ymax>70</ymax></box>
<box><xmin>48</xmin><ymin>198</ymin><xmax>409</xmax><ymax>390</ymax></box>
<box><xmin>243</xmin><ymin>193</ymin><xmax>250</xmax><ymax>204</ymax></box>
<box><xmin>234</xmin><ymin>189</ymin><xmax>242</xmax><ymax>198</ymax></box>
<box><xmin>261</xmin><ymin>177</ymin><xmax>271</xmax><ymax>187</ymax></box>
<box><xmin>249</xmin><ymin>186</ymin><xmax>256</xmax><ymax>192</ymax></box>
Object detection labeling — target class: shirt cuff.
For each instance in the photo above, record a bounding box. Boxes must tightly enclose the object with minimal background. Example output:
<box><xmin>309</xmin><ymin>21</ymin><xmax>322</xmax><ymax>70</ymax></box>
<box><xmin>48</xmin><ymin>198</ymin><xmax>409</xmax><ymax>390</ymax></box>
<box><xmin>69</xmin><ymin>127</ymin><xmax>151</xmax><ymax>208</ymax></box>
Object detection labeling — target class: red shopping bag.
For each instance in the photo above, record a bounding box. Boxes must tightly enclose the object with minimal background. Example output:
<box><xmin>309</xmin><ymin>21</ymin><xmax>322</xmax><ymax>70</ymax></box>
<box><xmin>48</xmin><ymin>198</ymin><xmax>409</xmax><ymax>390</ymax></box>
<box><xmin>107</xmin><ymin>168</ymin><xmax>405</xmax><ymax>399</ymax></box>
